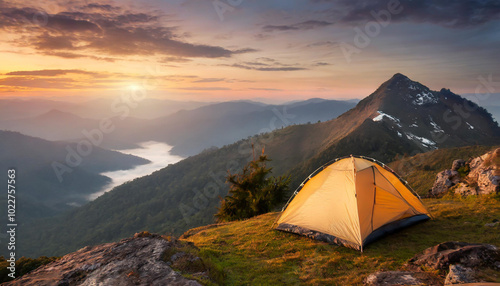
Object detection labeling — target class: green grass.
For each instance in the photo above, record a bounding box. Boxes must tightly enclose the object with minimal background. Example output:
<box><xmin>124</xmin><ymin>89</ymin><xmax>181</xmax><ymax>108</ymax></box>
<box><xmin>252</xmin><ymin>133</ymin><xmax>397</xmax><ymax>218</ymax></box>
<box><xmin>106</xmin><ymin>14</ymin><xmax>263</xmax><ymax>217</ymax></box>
<box><xmin>183</xmin><ymin>195</ymin><xmax>500</xmax><ymax>285</ymax></box>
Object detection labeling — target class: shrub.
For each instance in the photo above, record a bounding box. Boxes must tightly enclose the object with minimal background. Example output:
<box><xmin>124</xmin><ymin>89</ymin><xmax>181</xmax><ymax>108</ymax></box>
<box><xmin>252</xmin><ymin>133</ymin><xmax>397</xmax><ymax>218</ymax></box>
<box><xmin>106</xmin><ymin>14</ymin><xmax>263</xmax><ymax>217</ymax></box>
<box><xmin>215</xmin><ymin>152</ymin><xmax>289</xmax><ymax>222</ymax></box>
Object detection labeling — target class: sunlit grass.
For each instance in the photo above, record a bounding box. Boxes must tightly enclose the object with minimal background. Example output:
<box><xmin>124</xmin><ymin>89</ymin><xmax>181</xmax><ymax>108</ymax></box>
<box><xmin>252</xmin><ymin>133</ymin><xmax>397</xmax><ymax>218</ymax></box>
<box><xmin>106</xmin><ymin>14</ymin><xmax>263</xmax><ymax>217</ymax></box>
<box><xmin>183</xmin><ymin>195</ymin><xmax>500</xmax><ymax>285</ymax></box>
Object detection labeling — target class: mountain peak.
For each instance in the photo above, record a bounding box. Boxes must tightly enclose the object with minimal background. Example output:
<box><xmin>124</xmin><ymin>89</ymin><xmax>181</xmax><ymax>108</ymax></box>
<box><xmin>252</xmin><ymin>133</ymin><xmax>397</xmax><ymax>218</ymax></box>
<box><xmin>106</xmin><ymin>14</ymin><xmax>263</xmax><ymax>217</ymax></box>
<box><xmin>373</xmin><ymin>73</ymin><xmax>439</xmax><ymax>107</ymax></box>
<box><xmin>384</xmin><ymin>73</ymin><xmax>415</xmax><ymax>88</ymax></box>
<box><xmin>390</xmin><ymin>73</ymin><xmax>410</xmax><ymax>81</ymax></box>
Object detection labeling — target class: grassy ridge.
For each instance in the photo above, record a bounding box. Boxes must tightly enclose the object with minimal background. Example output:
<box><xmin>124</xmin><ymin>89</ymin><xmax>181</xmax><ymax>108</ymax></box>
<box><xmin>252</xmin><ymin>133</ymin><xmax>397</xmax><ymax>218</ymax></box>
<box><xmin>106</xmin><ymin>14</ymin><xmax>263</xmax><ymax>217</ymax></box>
<box><xmin>183</xmin><ymin>145</ymin><xmax>500</xmax><ymax>285</ymax></box>
<box><xmin>183</xmin><ymin>196</ymin><xmax>500</xmax><ymax>285</ymax></box>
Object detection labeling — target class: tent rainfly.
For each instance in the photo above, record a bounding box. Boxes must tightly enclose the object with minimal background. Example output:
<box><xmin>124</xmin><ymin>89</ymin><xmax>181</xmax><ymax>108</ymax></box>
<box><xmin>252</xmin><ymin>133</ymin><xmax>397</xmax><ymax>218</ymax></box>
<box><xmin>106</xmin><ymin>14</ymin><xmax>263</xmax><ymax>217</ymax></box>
<box><xmin>274</xmin><ymin>155</ymin><xmax>430</xmax><ymax>251</ymax></box>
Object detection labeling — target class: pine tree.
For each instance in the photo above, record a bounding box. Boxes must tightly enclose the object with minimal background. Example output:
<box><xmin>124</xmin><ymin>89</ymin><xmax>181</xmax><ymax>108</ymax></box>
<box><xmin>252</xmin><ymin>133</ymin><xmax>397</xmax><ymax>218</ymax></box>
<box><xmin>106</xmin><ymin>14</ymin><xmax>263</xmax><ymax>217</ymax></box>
<box><xmin>215</xmin><ymin>149</ymin><xmax>290</xmax><ymax>222</ymax></box>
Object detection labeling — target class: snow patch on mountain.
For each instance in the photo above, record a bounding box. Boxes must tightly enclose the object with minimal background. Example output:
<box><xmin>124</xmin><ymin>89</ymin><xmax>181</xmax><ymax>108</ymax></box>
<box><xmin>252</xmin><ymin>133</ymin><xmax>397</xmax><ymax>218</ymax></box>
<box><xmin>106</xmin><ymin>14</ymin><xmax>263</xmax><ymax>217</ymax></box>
<box><xmin>405</xmin><ymin>132</ymin><xmax>437</xmax><ymax>148</ymax></box>
<box><xmin>373</xmin><ymin>111</ymin><xmax>399</xmax><ymax>122</ymax></box>
<box><xmin>429</xmin><ymin>117</ymin><xmax>444</xmax><ymax>133</ymax></box>
<box><xmin>412</xmin><ymin>90</ymin><xmax>438</xmax><ymax>106</ymax></box>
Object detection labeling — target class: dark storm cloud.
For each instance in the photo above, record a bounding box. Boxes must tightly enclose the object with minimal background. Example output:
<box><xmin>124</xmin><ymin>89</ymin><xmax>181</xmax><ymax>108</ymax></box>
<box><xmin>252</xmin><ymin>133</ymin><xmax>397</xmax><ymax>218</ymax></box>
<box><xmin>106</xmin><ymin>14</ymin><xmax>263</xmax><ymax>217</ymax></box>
<box><xmin>314</xmin><ymin>0</ymin><xmax>500</xmax><ymax>28</ymax></box>
<box><xmin>263</xmin><ymin>20</ymin><xmax>334</xmax><ymax>32</ymax></box>
<box><xmin>0</xmin><ymin>1</ymin><xmax>254</xmax><ymax>59</ymax></box>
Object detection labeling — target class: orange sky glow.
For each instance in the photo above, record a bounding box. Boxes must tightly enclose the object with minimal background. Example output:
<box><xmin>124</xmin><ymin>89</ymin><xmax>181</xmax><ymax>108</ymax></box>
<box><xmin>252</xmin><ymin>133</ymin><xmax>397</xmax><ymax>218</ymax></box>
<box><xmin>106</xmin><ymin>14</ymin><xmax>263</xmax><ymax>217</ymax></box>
<box><xmin>0</xmin><ymin>0</ymin><xmax>499</xmax><ymax>103</ymax></box>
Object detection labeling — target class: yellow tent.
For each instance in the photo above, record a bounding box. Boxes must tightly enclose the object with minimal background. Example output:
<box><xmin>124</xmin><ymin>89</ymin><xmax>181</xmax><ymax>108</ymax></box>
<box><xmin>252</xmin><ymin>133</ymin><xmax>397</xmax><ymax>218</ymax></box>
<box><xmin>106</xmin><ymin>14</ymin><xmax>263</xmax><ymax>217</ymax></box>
<box><xmin>275</xmin><ymin>155</ymin><xmax>430</xmax><ymax>251</ymax></box>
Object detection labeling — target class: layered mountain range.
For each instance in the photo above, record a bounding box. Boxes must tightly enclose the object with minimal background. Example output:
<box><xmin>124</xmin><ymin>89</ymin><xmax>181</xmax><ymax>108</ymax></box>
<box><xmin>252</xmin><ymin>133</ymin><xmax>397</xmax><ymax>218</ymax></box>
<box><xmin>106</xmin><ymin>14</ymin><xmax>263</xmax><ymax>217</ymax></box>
<box><xmin>15</xmin><ymin>73</ymin><xmax>500</xmax><ymax>258</ymax></box>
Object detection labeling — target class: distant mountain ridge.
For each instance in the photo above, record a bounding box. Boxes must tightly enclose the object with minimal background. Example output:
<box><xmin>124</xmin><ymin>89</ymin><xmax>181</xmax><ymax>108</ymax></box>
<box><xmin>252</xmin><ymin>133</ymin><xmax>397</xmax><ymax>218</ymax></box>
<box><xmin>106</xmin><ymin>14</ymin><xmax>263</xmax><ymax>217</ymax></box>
<box><xmin>0</xmin><ymin>99</ymin><xmax>357</xmax><ymax>156</ymax></box>
<box><xmin>17</xmin><ymin>73</ymin><xmax>500</xmax><ymax>257</ymax></box>
<box><xmin>0</xmin><ymin>131</ymin><xmax>149</xmax><ymax>223</ymax></box>
<box><xmin>142</xmin><ymin>98</ymin><xmax>357</xmax><ymax>156</ymax></box>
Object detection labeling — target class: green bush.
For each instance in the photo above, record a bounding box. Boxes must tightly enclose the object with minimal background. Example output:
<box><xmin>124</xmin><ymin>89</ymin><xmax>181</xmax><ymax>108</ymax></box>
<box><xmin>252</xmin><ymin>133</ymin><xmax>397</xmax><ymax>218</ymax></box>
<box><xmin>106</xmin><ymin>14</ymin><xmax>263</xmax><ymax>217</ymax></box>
<box><xmin>215</xmin><ymin>153</ymin><xmax>289</xmax><ymax>222</ymax></box>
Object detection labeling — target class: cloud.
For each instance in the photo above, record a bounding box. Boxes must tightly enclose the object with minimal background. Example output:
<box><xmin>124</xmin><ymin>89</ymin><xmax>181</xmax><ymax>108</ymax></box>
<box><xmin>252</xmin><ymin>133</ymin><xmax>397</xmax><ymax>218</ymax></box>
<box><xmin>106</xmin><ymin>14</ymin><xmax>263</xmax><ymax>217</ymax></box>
<box><xmin>318</xmin><ymin>0</ymin><xmax>500</xmax><ymax>28</ymax></box>
<box><xmin>81</xmin><ymin>3</ymin><xmax>122</xmax><ymax>13</ymax></box>
<box><xmin>263</xmin><ymin>20</ymin><xmax>334</xmax><ymax>32</ymax></box>
<box><xmin>45</xmin><ymin>14</ymin><xmax>102</xmax><ymax>33</ymax></box>
<box><xmin>0</xmin><ymin>2</ymin><xmax>255</xmax><ymax>59</ymax></box>
<box><xmin>161</xmin><ymin>56</ymin><xmax>192</xmax><ymax>63</ymax></box>
<box><xmin>307</xmin><ymin>41</ymin><xmax>339</xmax><ymax>48</ymax></box>
<box><xmin>226</xmin><ymin>57</ymin><xmax>306</xmax><ymax>71</ymax></box>
<box><xmin>177</xmin><ymin>87</ymin><xmax>231</xmax><ymax>91</ymax></box>
<box><xmin>6</xmin><ymin>69</ymin><xmax>99</xmax><ymax>76</ymax></box>
<box><xmin>0</xmin><ymin>76</ymin><xmax>77</xmax><ymax>89</ymax></box>
<box><xmin>313</xmin><ymin>62</ymin><xmax>331</xmax><ymax>66</ymax></box>
<box><xmin>41</xmin><ymin>51</ymin><xmax>116</xmax><ymax>62</ymax></box>
<box><xmin>249</xmin><ymin>88</ymin><xmax>283</xmax><ymax>91</ymax></box>
<box><xmin>229</xmin><ymin>63</ymin><xmax>306</xmax><ymax>71</ymax></box>
<box><xmin>193</xmin><ymin>78</ymin><xmax>225</xmax><ymax>83</ymax></box>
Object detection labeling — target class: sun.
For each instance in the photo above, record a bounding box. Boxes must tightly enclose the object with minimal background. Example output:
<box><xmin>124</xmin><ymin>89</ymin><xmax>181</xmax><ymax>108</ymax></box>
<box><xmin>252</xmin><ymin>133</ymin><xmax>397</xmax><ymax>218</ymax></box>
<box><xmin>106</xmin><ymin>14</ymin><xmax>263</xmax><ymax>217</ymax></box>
<box><xmin>128</xmin><ymin>84</ymin><xmax>141</xmax><ymax>91</ymax></box>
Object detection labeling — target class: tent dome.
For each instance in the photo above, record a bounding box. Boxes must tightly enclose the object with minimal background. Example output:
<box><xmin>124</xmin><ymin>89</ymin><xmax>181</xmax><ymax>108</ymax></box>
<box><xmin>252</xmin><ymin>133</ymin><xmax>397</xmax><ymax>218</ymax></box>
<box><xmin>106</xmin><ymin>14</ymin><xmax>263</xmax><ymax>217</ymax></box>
<box><xmin>275</xmin><ymin>156</ymin><xmax>430</xmax><ymax>251</ymax></box>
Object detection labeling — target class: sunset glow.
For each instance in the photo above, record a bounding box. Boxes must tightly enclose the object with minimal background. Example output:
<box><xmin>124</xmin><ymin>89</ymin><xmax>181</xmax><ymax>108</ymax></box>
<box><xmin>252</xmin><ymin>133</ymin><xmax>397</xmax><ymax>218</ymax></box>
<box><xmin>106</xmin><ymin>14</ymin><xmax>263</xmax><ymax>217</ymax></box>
<box><xmin>0</xmin><ymin>0</ymin><xmax>499</xmax><ymax>102</ymax></box>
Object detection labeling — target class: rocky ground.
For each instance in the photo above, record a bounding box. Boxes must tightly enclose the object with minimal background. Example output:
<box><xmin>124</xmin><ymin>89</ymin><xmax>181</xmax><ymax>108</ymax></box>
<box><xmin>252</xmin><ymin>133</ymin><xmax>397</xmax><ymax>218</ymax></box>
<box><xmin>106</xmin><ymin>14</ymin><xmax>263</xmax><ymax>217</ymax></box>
<box><xmin>430</xmin><ymin>148</ymin><xmax>500</xmax><ymax>197</ymax></box>
<box><xmin>365</xmin><ymin>241</ymin><xmax>500</xmax><ymax>285</ymax></box>
<box><xmin>4</xmin><ymin>232</ymin><xmax>214</xmax><ymax>286</ymax></box>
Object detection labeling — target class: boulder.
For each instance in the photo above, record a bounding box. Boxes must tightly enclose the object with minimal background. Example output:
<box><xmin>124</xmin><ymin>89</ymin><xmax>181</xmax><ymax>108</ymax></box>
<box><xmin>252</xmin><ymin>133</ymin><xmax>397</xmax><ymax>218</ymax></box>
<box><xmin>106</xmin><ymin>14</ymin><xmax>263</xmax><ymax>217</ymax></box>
<box><xmin>453</xmin><ymin>183</ymin><xmax>477</xmax><ymax>196</ymax></box>
<box><xmin>4</xmin><ymin>234</ymin><xmax>203</xmax><ymax>286</ymax></box>
<box><xmin>467</xmin><ymin>148</ymin><xmax>500</xmax><ymax>195</ymax></box>
<box><xmin>451</xmin><ymin>159</ymin><xmax>466</xmax><ymax>171</ymax></box>
<box><xmin>408</xmin><ymin>241</ymin><xmax>500</xmax><ymax>270</ymax></box>
<box><xmin>430</xmin><ymin>169</ymin><xmax>460</xmax><ymax>196</ymax></box>
<box><xmin>431</xmin><ymin>148</ymin><xmax>500</xmax><ymax>197</ymax></box>
<box><xmin>364</xmin><ymin>271</ymin><xmax>423</xmax><ymax>285</ymax></box>
<box><xmin>444</xmin><ymin>264</ymin><xmax>474</xmax><ymax>285</ymax></box>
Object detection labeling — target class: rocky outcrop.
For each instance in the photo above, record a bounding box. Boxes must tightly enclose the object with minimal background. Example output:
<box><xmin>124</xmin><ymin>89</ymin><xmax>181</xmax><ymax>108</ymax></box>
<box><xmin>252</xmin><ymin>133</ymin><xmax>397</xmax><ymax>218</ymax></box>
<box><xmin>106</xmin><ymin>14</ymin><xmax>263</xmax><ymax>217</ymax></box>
<box><xmin>364</xmin><ymin>241</ymin><xmax>500</xmax><ymax>285</ymax></box>
<box><xmin>5</xmin><ymin>232</ymin><xmax>206</xmax><ymax>286</ymax></box>
<box><xmin>430</xmin><ymin>148</ymin><xmax>500</xmax><ymax>197</ymax></box>
<box><xmin>444</xmin><ymin>264</ymin><xmax>474</xmax><ymax>285</ymax></box>
<box><xmin>408</xmin><ymin>241</ymin><xmax>500</xmax><ymax>270</ymax></box>
<box><xmin>430</xmin><ymin>169</ymin><xmax>461</xmax><ymax>196</ymax></box>
<box><xmin>364</xmin><ymin>271</ymin><xmax>424</xmax><ymax>285</ymax></box>
<box><xmin>467</xmin><ymin>149</ymin><xmax>500</xmax><ymax>195</ymax></box>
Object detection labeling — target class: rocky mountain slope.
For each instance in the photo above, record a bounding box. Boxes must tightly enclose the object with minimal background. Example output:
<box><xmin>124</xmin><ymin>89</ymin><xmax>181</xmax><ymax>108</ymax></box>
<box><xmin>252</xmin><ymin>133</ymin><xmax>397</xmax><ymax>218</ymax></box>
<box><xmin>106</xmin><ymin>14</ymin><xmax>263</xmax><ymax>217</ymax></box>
<box><xmin>18</xmin><ymin>74</ymin><xmax>500</xmax><ymax>258</ymax></box>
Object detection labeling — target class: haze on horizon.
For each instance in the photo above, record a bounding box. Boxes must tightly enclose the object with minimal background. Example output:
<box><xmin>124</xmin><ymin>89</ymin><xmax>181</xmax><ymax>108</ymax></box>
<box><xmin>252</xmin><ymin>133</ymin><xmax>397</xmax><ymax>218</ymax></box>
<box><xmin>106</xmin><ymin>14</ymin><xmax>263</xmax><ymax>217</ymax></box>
<box><xmin>0</xmin><ymin>0</ymin><xmax>499</xmax><ymax>103</ymax></box>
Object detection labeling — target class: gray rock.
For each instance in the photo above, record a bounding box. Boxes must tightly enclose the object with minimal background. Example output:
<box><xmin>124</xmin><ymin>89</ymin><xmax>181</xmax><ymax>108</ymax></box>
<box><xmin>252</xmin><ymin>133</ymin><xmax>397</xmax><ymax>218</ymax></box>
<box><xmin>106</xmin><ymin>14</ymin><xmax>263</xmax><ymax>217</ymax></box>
<box><xmin>171</xmin><ymin>251</ymin><xmax>187</xmax><ymax>262</ymax></box>
<box><xmin>409</xmin><ymin>241</ymin><xmax>500</xmax><ymax>270</ymax></box>
<box><xmin>466</xmin><ymin>148</ymin><xmax>500</xmax><ymax>195</ymax></box>
<box><xmin>444</xmin><ymin>264</ymin><xmax>474</xmax><ymax>285</ymax></box>
<box><xmin>452</xmin><ymin>159</ymin><xmax>466</xmax><ymax>171</ymax></box>
<box><xmin>364</xmin><ymin>271</ymin><xmax>422</xmax><ymax>285</ymax></box>
<box><xmin>485</xmin><ymin>221</ymin><xmax>500</xmax><ymax>227</ymax></box>
<box><xmin>454</xmin><ymin>183</ymin><xmax>477</xmax><ymax>196</ymax></box>
<box><xmin>431</xmin><ymin>148</ymin><xmax>500</xmax><ymax>197</ymax></box>
<box><xmin>430</xmin><ymin>169</ymin><xmax>460</xmax><ymax>196</ymax></box>
<box><xmin>5</xmin><ymin>234</ymin><xmax>202</xmax><ymax>286</ymax></box>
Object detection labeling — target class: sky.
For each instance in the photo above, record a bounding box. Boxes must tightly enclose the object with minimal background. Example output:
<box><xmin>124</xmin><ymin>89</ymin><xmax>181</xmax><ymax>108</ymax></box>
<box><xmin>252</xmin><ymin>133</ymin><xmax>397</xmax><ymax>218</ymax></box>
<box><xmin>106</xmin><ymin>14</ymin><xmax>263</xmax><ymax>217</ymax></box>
<box><xmin>0</xmin><ymin>0</ymin><xmax>499</xmax><ymax>102</ymax></box>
